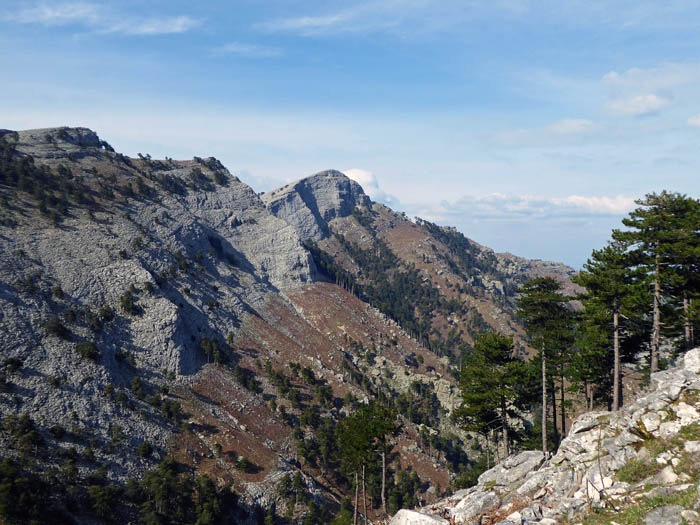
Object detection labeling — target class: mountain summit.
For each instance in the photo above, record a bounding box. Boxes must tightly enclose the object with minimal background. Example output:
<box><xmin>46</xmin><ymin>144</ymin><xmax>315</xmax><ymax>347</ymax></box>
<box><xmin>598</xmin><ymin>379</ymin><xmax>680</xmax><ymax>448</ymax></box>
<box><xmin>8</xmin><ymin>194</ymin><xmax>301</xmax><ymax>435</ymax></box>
<box><xmin>262</xmin><ymin>169</ymin><xmax>371</xmax><ymax>241</ymax></box>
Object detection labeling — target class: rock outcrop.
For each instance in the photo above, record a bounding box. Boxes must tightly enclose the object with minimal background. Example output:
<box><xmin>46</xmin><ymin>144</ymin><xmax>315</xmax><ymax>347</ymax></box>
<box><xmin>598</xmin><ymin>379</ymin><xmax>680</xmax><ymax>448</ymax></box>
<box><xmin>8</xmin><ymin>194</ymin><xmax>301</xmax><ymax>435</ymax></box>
<box><xmin>262</xmin><ymin>169</ymin><xmax>371</xmax><ymax>242</ymax></box>
<box><xmin>394</xmin><ymin>348</ymin><xmax>700</xmax><ymax>524</ymax></box>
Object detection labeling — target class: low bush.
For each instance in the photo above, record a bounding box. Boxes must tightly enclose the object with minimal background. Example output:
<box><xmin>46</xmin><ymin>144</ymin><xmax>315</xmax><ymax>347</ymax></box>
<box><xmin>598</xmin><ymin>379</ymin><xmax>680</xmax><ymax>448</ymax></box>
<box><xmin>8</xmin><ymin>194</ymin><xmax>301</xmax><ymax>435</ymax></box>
<box><xmin>75</xmin><ymin>341</ymin><xmax>99</xmax><ymax>360</ymax></box>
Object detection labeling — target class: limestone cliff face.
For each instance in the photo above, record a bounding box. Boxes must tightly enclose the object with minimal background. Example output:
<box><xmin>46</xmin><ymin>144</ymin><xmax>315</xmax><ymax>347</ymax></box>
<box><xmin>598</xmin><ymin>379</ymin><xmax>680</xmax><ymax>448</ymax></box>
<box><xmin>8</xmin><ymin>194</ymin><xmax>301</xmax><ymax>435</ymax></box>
<box><xmin>261</xmin><ymin>169</ymin><xmax>371</xmax><ymax>242</ymax></box>
<box><xmin>0</xmin><ymin>127</ymin><xmax>317</xmax><ymax>481</ymax></box>
<box><xmin>390</xmin><ymin>348</ymin><xmax>700</xmax><ymax>525</ymax></box>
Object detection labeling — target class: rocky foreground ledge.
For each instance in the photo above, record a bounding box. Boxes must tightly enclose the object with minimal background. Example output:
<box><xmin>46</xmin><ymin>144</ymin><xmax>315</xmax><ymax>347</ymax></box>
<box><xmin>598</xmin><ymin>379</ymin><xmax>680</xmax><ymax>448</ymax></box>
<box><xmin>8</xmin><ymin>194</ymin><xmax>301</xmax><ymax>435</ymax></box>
<box><xmin>391</xmin><ymin>348</ymin><xmax>700</xmax><ymax>525</ymax></box>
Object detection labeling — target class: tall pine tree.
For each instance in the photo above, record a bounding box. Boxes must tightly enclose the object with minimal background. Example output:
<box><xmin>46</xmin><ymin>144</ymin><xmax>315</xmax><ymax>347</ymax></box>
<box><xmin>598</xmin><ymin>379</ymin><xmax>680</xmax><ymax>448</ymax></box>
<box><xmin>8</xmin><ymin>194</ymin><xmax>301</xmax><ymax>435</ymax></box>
<box><xmin>573</xmin><ymin>240</ymin><xmax>644</xmax><ymax>410</ymax></box>
<box><xmin>613</xmin><ymin>191</ymin><xmax>700</xmax><ymax>372</ymax></box>
<box><xmin>517</xmin><ymin>277</ymin><xmax>572</xmax><ymax>455</ymax></box>
<box><xmin>455</xmin><ymin>331</ymin><xmax>528</xmax><ymax>460</ymax></box>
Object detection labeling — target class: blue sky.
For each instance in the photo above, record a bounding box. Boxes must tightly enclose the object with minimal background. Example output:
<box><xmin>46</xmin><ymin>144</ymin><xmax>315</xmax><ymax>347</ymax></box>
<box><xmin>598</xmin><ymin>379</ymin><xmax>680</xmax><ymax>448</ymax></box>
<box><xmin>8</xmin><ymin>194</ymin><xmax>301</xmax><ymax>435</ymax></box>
<box><xmin>3</xmin><ymin>1</ymin><xmax>700</xmax><ymax>267</ymax></box>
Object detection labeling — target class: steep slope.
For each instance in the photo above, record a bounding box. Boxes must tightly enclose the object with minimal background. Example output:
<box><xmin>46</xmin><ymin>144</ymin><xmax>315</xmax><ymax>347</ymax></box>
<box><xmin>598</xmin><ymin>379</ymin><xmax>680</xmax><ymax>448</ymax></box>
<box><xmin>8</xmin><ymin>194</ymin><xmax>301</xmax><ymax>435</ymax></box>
<box><xmin>391</xmin><ymin>348</ymin><xmax>700</xmax><ymax>524</ymax></box>
<box><xmin>261</xmin><ymin>169</ymin><xmax>371</xmax><ymax>241</ymax></box>
<box><xmin>264</xmin><ymin>172</ymin><xmax>578</xmax><ymax>367</ymax></box>
<box><xmin>0</xmin><ymin>127</ymin><xmax>479</xmax><ymax>523</ymax></box>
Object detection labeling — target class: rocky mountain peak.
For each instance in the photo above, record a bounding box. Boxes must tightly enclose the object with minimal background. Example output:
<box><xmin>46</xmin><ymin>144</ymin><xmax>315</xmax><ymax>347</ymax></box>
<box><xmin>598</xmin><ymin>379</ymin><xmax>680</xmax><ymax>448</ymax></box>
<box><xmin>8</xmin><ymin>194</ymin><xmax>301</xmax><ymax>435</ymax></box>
<box><xmin>9</xmin><ymin>126</ymin><xmax>106</xmax><ymax>160</ymax></box>
<box><xmin>262</xmin><ymin>169</ymin><xmax>371</xmax><ymax>242</ymax></box>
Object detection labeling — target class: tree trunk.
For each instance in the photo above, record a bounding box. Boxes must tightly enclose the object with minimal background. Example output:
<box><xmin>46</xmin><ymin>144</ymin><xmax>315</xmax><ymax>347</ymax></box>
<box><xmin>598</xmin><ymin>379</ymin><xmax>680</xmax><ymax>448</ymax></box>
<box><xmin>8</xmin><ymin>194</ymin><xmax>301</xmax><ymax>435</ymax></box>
<box><xmin>362</xmin><ymin>464</ymin><xmax>368</xmax><ymax>525</ymax></box>
<box><xmin>613</xmin><ymin>308</ymin><xmax>620</xmax><ymax>411</ymax></box>
<box><xmin>651</xmin><ymin>255</ymin><xmax>661</xmax><ymax>374</ymax></box>
<box><xmin>381</xmin><ymin>449</ymin><xmax>387</xmax><ymax>515</ymax></box>
<box><xmin>691</xmin><ymin>298</ymin><xmax>696</xmax><ymax>349</ymax></box>
<box><xmin>354</xmin><ymin>471</ymin><xmax>359</xmax><ymax>525</ymax></box>
<box><xmin>550</xmin><ymin>382</ymin><xmax>558</xmax><ymax>445</ymax></box>
<box><xmin>541</xmin><ymin>348</ymin><xmax>548</xmax><ymax>456</ymax></box>
<box><xmin>560</xmin><ymin>373</ymin><xmax>566</xmax><ymax>437</ymax></box>
<box><xmin>494</xmin><ymin>428</ymin><xmax>500</xmax><ymax>464</ymax></box>
<box><xmin>485</xmin><ymin>432</ymin><xmax>490</xmax><ymax>469</ymax></box>
<box><xmin>684</xmin><ymin>292</ymin><xmax>693</xmax><ymax>351</ymax></box>
<box><xmin>501</xmin><ymin>396</ymin><xmax>509</xmax><ymax>459</ymax></box>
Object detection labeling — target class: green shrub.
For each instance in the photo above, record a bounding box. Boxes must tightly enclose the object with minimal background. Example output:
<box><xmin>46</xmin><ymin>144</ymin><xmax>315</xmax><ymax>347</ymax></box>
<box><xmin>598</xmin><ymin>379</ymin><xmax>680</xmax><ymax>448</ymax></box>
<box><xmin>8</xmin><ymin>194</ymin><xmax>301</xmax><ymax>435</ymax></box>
<box><xmin>49</xmin><ymin>425</ymin><xmax>66</xmax><ymax>439</ymax></box>
<box><xmin>3</xmin><ymin>358</ymin><xmax>22</xmax><ymax>375</ymax></box>
<box><xmin>616</xmin><ymin>457</ymin><xmax>661</xmax><ymax>483</ymax></box>
<box><xmin>131</xmin><ymin>377</ymin><xmax>145</xmax><ymax>400</ymax></box>
<box><xmin>75</xmin><ymin>341</ymin><xmax>99</xmax><ymax>360</ymax></box>
<box><xmin>115</xmin><ymin>391</ymin><xmax>129</xmax><ymax>407</ymax></box>
<box><xmin>45</xmin><ymin>316</ymin><xmax>71</xmax><ymax>340</ymax></box>
<box><xmin>138</xmin><ymin>442</ymin><xmax>153</xmax><ymax>459</ymax></box>
<box><xmin>120</xmin><ymin>289</ymin><xmax>139</xmax><ymax>315</ymax></box>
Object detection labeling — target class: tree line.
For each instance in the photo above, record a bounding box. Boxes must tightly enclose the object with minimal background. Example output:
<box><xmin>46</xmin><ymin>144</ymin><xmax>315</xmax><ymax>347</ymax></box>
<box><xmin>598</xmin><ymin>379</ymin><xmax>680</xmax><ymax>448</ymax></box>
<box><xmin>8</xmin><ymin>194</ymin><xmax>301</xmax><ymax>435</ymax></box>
<box><xmin>457</xmin><ymin>191</ymin><xmax>700</xmax><ymax>458</ymax></box>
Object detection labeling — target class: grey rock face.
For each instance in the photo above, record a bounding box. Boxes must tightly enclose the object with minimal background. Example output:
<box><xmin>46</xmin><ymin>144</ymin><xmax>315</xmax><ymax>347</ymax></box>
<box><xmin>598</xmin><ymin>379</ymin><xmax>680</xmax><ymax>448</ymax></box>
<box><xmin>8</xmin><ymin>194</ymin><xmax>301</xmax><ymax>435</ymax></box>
<box><xmin>14</xmin><ymin>126</ymin><xmax>104</xmax><ymax>160</ymax></box>
<box><xmin>262</xmin><ymin>170</ymin><xmax>371</xmax><ymax>242</ymax></box>
<box><xmin>0</xmin><ymin>127</ymin><xmax>319</xmax><ymax>482</ymax></box>
<box><xmin>644</xmin><ymin>504</ymin><xmax>685</xmax><ymax>525</ymax></box>
<box><xmin>478</xmin><ymin>450</ymin><xmax>544</xmax><ymax>487</ymax></box>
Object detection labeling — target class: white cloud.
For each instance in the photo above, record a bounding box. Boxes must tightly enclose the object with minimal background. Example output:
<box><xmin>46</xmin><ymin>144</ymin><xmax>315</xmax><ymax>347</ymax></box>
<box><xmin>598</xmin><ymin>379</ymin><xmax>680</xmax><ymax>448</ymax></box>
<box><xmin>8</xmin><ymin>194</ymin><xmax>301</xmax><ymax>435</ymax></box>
<box><xmin>688</xmin><ymin>114</ymin><xmax>700</xmax><ymax>127</ymax></box>
<box><xmin>260</xmin><ymin>13</ymin><xmax>352</xmax><ymax>34</ymax></box>
<box><xmin>414</xmin><ymin>193</ymin><xmax>636</xmax><ymax>223</ymax></box>
<box><xmin>9</xmin><ymin>2</ymin><xmax>200</xmax><ymax>36</ymax></box>
<box><xmin>213</xmin><ymin>42</ymin><xmax>283</xmax><ymax>58</ymax></box>
<box><xmin>605</xmin><ymin>94</ymin><xmax>670</xmax><ymax>116</ymax></box>
<box><xmin>343</xmin><ymin>168</ymin><xmax>400</xmax><ymax>207</ymax></box>
<box><xmin>492</xmin><ymin>118</ymin><xmax>596</xmax><ymax>147</ymax></box>
<box><xmin>549</xmin><ymin>195</ymin><xmax>636</xmax><ymax>214</ymax></box>
<box><xmin>13</xmin><ymin>2</ymin><xmax>100</xmax><ymax>25</ymax></box>
<box><xmin>110</xmin><ymin>16</ymin><xmax>199</xmax><ymax>36</ymax></box>
<box><xmin>602</xmin><ymin>63</ymin><xmax>700</xmax><ymax>92</ymax></box>
<box><xmin>546</xmin><ymin>119</ymin><xmax>595</xmax><ymax>135</ymax></box>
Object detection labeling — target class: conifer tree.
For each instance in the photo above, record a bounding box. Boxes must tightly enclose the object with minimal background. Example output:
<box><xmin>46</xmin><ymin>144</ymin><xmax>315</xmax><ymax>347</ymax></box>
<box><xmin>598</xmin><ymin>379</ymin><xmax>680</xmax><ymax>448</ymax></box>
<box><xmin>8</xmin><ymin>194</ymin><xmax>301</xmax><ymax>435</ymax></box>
<box><xmin>517</xmin><ymin>277</ymin><xmax>571</xmax><ymax>455</ymax></box>
<box><xmin>613</xmin><ymin>191</ymin><xmax>700</xmax><ymax>371</ymax></box>
<box><xmin>338</xmin><ymin>403</ymin><xmax>397</xmax><ymax>524</ymax></box>
<box><xmin>573</xmin><ymin>240</ymin><xmax>641</xmax><ymax>410</ymax></box>
<box><xmin>454</xmin><ymin>331</ymin><xmax>528</xmax><ymax>459</ymax></box>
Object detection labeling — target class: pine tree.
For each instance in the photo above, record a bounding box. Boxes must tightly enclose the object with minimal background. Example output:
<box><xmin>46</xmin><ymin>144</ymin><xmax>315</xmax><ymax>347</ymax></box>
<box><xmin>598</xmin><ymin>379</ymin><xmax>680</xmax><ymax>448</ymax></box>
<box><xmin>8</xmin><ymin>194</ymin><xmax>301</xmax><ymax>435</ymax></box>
<box><xmin>613</xmin><ymin>191</ymin><xmax>700</xmax><ymax>371</ymax></box>
<box><xmin>517</xmin><ymin>277</ymin><xmax>572</xmax><ymax>455</ymax></box>
<box><xmin>573</xmin><ymin>240</ymin><xmax>642</xmax><ymax>410</ymax></box>
<box><xmin>454</xmin><ymin>331</ymin><xmax>528</xmax><ymax>459</ymax></box>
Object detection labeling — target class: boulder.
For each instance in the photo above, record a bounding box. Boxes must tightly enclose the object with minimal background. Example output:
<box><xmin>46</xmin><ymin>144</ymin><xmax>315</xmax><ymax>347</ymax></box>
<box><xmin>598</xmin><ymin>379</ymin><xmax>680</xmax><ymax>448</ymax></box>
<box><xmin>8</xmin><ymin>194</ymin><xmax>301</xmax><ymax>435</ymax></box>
<box><xmin>452</xmin><ymin>491</ymin><xmax>499</xmax><ymax>523</ymax></box>
<box><xmin>478</xmin><ymin>450</ymin><xmax>545</xmax><ymax>487</ymax></box>
<box><xmin>682</xmin><ymin>348</ymin><xmax>700</xmax><ymax>374</ymax></box>
<box><xmin>643</xmin><ymin>504</ymin><xmax>685</xmax><ymax>525</ymax></box>
<box><xmin>389</xmin><ymin>510</ymin><xmax>449</xmax><ymax>525</ymax></box>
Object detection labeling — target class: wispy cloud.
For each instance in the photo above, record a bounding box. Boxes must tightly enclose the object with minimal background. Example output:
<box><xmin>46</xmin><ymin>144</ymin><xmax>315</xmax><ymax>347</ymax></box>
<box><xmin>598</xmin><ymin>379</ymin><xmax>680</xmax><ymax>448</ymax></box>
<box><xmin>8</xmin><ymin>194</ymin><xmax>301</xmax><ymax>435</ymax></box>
<box><xmin>600</xmin><ymin>63</ymin><xmax>700</xmax><ymax>116</ymax></box>
<box><xmin>491</xmin><ymin>118</ymin><xmax>596</xmax><ymax>148</ymax></box>
<box><xmin>213</xmin><ymin>42</ymin><xmax>283</xmax><ymax>58</ymax></box>
<box><xmin>602</xmin><ymin>63</ymin><xmax>700</xmax><ymax>92</ymax></box>
<box><xmin>256</xmin><ymin>3</ymin><xmax>400</xmax><ymax>36</ymax></box>
<box><xmin>413</xmin><ymin>193</ymin><xmax>635</xmax><ymax>222</ymax></box>
<box><xmin>9</xmin><ymin>2</ymin><xmax>200</xmax><ymax>36</ymax></box>
<box><xmin>605</xmin><ymin>93</ymin><xmax>670</xmax><ymax>116</ymax></box>
<box><xmin>688</xmin><ymin>114</ymin><xmax>700</xmax><ymax>127</ymax></box>
<box><xmin>257</xmin><ymin>1</ymin><xmax>700</xmax><ymax>38</ymax></box>
<box><xmin>343</xmin><ymin>168</ymin><xmax>400</xmax><ymax>207</ymax></box>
